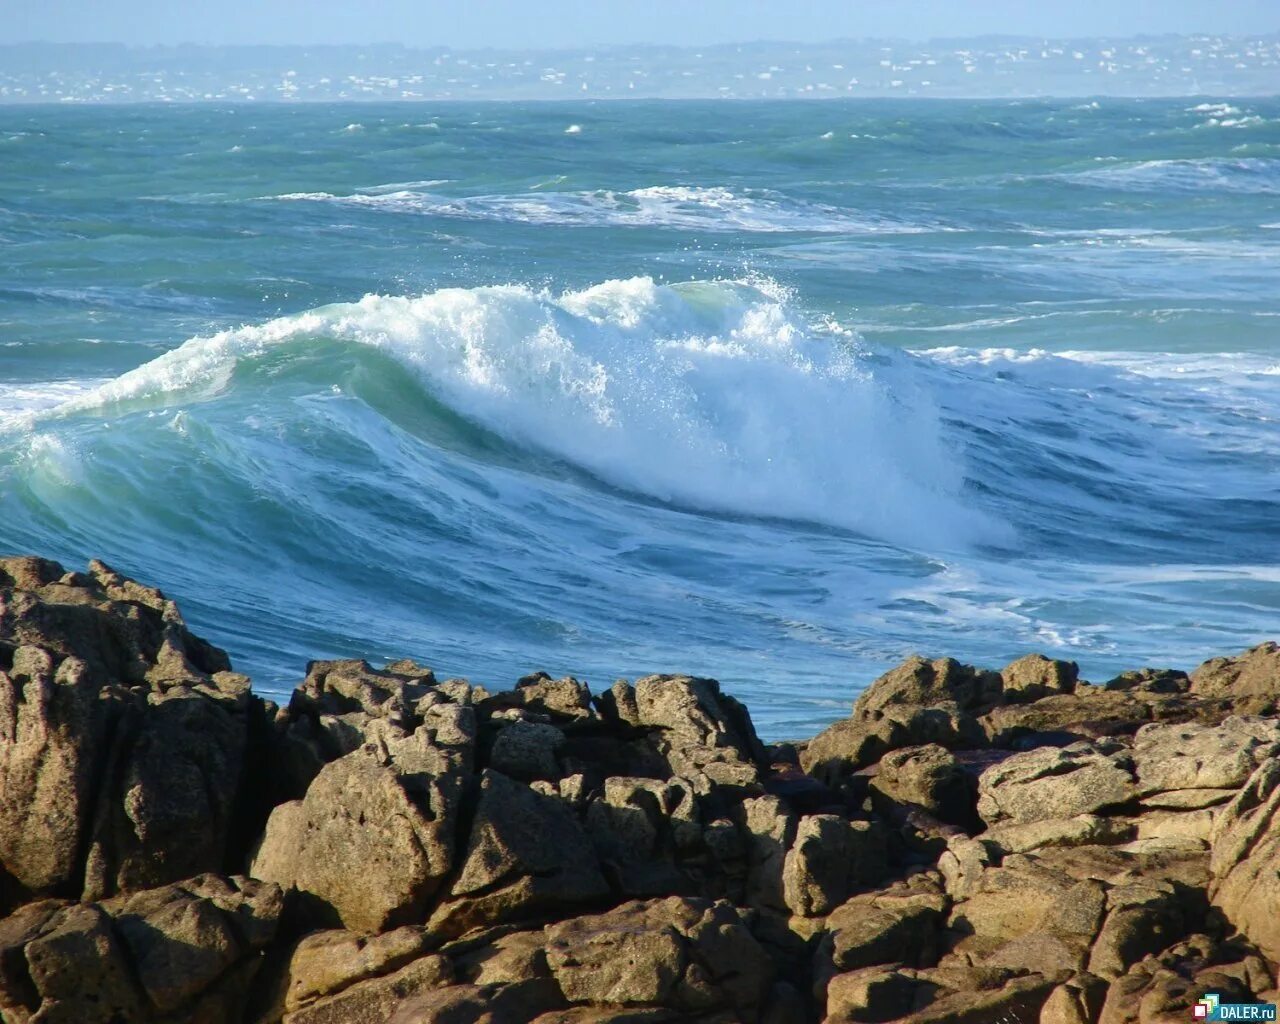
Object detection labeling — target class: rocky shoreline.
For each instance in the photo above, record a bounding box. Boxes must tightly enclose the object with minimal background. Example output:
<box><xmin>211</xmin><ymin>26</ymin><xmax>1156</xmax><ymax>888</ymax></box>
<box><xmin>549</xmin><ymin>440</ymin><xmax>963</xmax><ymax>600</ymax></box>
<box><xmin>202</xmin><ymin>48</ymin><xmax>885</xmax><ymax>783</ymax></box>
<box><xmin>1</xmin><ymin>556</ymin><xmax>1278</xmax><ymax>1023</ymax></box>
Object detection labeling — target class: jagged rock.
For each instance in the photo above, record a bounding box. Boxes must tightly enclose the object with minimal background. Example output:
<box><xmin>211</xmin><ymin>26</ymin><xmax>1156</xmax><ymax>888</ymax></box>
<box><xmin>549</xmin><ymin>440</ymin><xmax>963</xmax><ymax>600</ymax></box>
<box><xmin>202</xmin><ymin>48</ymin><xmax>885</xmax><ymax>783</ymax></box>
<box><xmin>0</xmin><ymin>559</ymin><xmax>257</xmax><ymax>906</ymax></box>
<box><xmin>631</xmin><ymin>674</ymin><xmax>767</xmax><ymax>787</ymax></box>
<box><xmin>1104</xmin><ymin>668</ymin><xmax>1190</xmax><ymax>693</ymax></box>
<box><xmin>900</xmin><ymin>970</ymin><xmax>1059</xmax><ymax>1024</ymax></box>
<box><xmin>385</xmin><ymin>978</ymin><xmax>565</xmax><ymax>1024</ymax></box>
<box><xmin>428</xmin><ymin>770</ymin><xmax>608</xmax><ymax>938</ymax></box>
<box><xmin>1086</xmin><ymin>879</ymin><xmax>1190</xmax><ymax>980</ymax></box>
<box><xmin>252</xmin><ymin>723</ymin><xmax>471</xmax><ymax>933</ymax></box>
<box><xmin>254</xmin><ymin>926</ymin><xmax>452</xmax><ymax>1024</ymax></box>
<box><xmin>782</xmin><ymin>815</ymin><xmax>888</xmax><ymax>917</ymax></box>
<box><xmin>0</xmin><ymin>644</ymin><xmax>110</xmax><ymax>900</ymax></box>
<box><xmin>853</xmin><ymin>657</ymin><xmax>1003</xmax><ymax>717</ymax></box>
<box><xmin>1131</xmin><ymin>717</ymin><xmax>1280</xmax><ymax>794</ymax></box>
<box><xmin>487</xmin><ymin>672</ymin><xmax>595</xmax><ymax>722</ymax></box>
<box><xmin>0</xmin><ymin>901</ymin><xmax>146</xmax><ymax>1024</ymax></box>
<box><xmin>978</xmin><ymin>688</ymin><xmax>1154</xmax><ymax>746</ymax></box>
<box><xmin>1039</xmin><ymin>975</ymin><xmax>1109</xmax><ymax>1024</ymax></box>
<box><xmin>271</xmin><ymin>658</ymin><xmax>478</xmax><ymax>799</ymax></box>
<box><xmin>947</xmin><ymin>853</ymin><xmax>1106</xmax><ymax>968</ymax></box>
<box><xmin>0</xmin><ymin>874</ymin><xmax>280</xmax><ymax>1024</ymax></box>
<box><xmin>803</xmin><ymin>705</ymin><xmax>985</xmax><ymax>785</ymax></box>
<box><xmin>980</xmin><ymin>813</ymin><xmax>1135</xmax><ymax>856</ymax></box>
<box><xmin>1097</xmin><ymin>933</ymin><xmax>1275</xmax><ymax>1024</ymax></box>
<box><xmin>585</xmin><ymin>776</ymin><xmax>701</xmax><ymax>897</ymax></box>
<box><xmin>530</xmin><ymin>1010</ymin><xmax>678</xmax><ymax>1023</ymax></box>
<box><xmin>801</xmin><ymin>656</ymin><xmax>1015</xmax><ymax>784</ymax></box>
<box><xmin>976</xmin><ymin>740</ymin><xmax>1137</xmax><ymax>826</ymax></box>
<box><xmin>866</xmin><ymin>744</ymin><xmax>974</xmax><ymax>829</ymax></box>
<box><xmin>1000</xmin><ymin>654</ymin><xmax>1077</xmax><ymax>704</ymax></box>
<box><xmin>815</xmin><ymin>872</ymin><xmax>948</xmax><ymax>987</ymax></box>
<box><xmin>1190</xmin><ymin>642</ymin><xmax>1280</xmax><ymax>712</ymax></box>
<box><xmin>822</xmin><ymin>966</ymin><xmax>918</xmax><ymax>1023</ymax></box>
<box><xmin>1208</xmin><ymin>759</ymin><xmax>1280</xmax><ymax>962</ymax></box>
<box><xmin>490</xmin><ymin>721</ymin><xmax>566</xmax><ymax>781</ymax></box>
<box><xmin>823</xmin><ymin>963</ymin><xmax>1059</xmax><ymax>1024</ymax></box>
<box><xmin>543</xmin><ymin>897</ymin><xmax>775</xmax><ymax>1021</ymax></box>
<box><xmin>82</xmin><ymin>684</ymin><xmax>251</xmax><ymax>901</ymax></box>
<box><xmin>739</xmin><ymin>795</ymin><xmax>795</xmax><ymax>915</ymax></box>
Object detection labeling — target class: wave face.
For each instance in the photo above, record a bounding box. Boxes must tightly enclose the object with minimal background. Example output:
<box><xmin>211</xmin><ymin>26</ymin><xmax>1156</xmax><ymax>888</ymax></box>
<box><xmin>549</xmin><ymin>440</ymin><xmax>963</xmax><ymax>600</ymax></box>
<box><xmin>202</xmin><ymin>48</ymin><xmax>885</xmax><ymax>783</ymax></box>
<box><xmin>3</xmin><ymin>98</ymin><xmax>1280</xmax><ymax>736</ymax></box>
<box><xmin>34</xmin><ymin>278</ymin><xmax>993</xmax><ymax>550</ymax></box>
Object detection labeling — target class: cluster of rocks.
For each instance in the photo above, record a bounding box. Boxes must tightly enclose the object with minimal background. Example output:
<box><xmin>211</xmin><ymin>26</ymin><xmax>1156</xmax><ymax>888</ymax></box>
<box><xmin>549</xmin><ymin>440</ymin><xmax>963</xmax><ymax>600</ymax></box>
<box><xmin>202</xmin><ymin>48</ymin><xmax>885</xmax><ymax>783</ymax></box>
<box><xmin>0</xmin><ymin>556</ymin><xmax>1277</xmax><ymax>1023</ymax></box>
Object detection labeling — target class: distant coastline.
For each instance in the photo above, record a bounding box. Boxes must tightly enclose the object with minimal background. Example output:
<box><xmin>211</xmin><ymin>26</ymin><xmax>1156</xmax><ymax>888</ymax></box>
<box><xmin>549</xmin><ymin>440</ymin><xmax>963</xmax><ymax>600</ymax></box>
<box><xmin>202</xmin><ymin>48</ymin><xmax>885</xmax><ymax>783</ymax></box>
<box><xmin>3</xmin><ymin>33</ymin><xmax>1280</xmax><ymax>103</ymax></box>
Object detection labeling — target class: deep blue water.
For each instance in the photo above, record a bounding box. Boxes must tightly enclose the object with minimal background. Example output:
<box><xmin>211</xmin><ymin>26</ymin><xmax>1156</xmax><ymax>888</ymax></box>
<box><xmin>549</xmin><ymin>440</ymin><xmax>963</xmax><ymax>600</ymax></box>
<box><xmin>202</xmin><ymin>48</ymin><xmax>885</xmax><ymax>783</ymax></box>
<box><xmin>2</xmin><ymin>99</ymin><xmax>1279</xmax><ymax>736</ymax></box>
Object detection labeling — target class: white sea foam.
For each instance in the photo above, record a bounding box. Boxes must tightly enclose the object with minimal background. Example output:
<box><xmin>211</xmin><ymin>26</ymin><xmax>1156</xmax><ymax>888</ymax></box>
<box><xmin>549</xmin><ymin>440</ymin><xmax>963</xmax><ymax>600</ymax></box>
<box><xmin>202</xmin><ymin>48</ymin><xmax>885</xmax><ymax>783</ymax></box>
<box><xmin>1058</xmin><ymin>157</ymin><xmax>1280</xmax><ymax>194</ymax></box>
<box><xmin>270</xmin><ymin>184</ymin><xmax>937</xmax><ymax>234</ymax></box>
<box><xmin>0</xmin><ymin>380</ymin><xmax>108</xmax><ymax>428</ymax></box>
<box><xmin>29</xmin><ymin>278</ymin><xmax>1003</xmax><ymax>550</ymax></box>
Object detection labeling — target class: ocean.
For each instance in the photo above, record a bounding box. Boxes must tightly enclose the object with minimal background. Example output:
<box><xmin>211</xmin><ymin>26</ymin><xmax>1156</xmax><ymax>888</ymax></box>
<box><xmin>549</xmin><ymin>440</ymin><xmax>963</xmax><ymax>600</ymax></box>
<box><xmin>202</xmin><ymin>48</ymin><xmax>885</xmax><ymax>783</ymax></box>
<box><xmin>1</xmin><ymin>98</ymin><xmax>1277</xmax><ymax>737</ymax></box>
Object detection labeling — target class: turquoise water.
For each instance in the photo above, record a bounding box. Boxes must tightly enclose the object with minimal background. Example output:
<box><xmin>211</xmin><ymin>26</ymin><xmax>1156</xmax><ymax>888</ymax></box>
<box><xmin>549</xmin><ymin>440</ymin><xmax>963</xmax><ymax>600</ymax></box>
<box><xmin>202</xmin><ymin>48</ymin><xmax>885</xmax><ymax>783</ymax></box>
<box><xmin>2</xmin><ymin>99</ymin><xmax>1279</xmax><ymax>736</ymax></box>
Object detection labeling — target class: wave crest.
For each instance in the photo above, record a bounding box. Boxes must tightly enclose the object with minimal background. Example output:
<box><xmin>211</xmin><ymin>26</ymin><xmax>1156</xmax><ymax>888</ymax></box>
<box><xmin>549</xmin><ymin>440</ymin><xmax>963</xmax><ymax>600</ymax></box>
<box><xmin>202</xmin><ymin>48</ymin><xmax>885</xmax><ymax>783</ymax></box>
<box><xmin>34</xmin><ymin>276</ymin><xmax>1001</xmax><ymax>549</ymax></box>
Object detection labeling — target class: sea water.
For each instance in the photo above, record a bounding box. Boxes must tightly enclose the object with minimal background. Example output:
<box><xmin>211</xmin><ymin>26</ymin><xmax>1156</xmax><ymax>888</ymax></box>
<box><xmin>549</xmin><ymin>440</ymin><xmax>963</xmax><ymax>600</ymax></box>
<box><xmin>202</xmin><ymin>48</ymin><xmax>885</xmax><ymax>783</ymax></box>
<box><xmin>1</xmin><ymin>99</ymin><xmax>1278</xmax><ymax>737</ymax></box>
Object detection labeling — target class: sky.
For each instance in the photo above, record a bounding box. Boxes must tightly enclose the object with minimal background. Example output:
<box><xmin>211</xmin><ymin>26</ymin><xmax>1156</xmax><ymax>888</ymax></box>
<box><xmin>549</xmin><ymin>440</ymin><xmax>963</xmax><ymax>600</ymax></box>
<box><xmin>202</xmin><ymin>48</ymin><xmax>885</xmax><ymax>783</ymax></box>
<box><xmin>5</xmin><ymin>0</ymin><xmax>1280</xmax><ymax>49</ymax></box>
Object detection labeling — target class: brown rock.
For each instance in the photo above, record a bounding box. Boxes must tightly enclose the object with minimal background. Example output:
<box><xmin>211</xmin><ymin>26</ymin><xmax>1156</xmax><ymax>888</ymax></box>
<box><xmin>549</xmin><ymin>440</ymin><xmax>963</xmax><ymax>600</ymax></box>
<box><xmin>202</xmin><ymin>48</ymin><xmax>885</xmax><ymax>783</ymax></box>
<box><xmin>1190</xmin><ymin>642</ymin><xmax>1280</xmax><ymax>712</ymax></box>
<box><xmin>782</xmin><ymin>815</ymin><xmax>888</xmax><ymax>917</ymax></box>
<box><xmin>817</xmin><ymin>873</ymin><xmax>949</xmax><ymax>977</ymax></box>
<box><xmin>1000</xmin><ymin>654</ymin><xmax>1078</xmax><ymax>704</ymax></box>
<box><xmin>489</xmin><ymin>721</ymin><xmax>565</xmax><ymax>781</ymax></box>
<box><xmin>0</xmin><ymin>874</ymin><xmax>279</xmax><ymax>1024</ymax></box>
<box><xmin>544</xmin><ymin>897</ymin><xmax>775</xmax><ymax>1020</ymax></box>
<box><xmin>976</xmin><ymin>741</ymin><xmax>1137</xmax><ymax>826</ymax></box>
<box><xmin>823</xmin><ymin>966</ymin><xmax>918</xmax><ymax>1023</ymax></box>
<box><xmin>428</xmin><ymin>770</ymin><xmax>608</xmax><ymax>938</ymax></box>
<box><xmin>632</xmin><ymin>674</ymin><xmax>767</xmax><ymax>786</ymax></box>
<box><xmin>0</xmin><ymin>561</ymin><xmax>255</xmax><ymax>905</ymax></box>
<box><xmin>867</xmin><ymin>744</ymin><xmax>975</xmax><ymax>828</ymax></box>
<box><xmin>1209</xmin><ymin>759</ymin><xmax>1280</xmax><ymax>963</ymax></box>
<box><xmin>254</xmin><ymin>736</ymin><xmax>464</xmax><ymax>933</ymax></box>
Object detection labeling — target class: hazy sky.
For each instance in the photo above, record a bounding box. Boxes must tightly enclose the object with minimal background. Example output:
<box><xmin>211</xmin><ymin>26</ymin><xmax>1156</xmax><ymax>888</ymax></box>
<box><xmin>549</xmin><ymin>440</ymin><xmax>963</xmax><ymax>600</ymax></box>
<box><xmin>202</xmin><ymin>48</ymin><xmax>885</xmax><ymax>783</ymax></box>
<box><xmin>6</xmin><ymin>0</ymin><xmax>1279</xmax><ymax>48</ymax></box>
